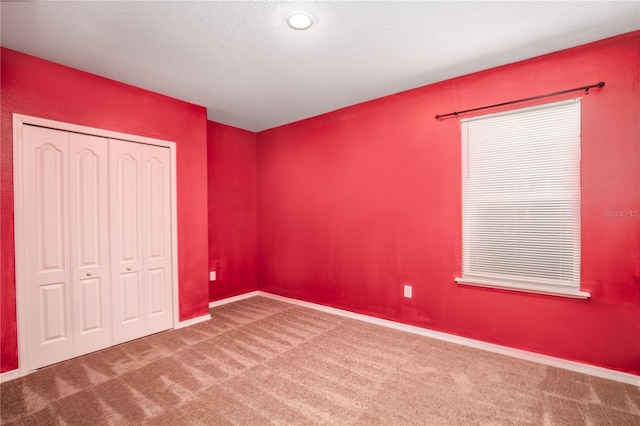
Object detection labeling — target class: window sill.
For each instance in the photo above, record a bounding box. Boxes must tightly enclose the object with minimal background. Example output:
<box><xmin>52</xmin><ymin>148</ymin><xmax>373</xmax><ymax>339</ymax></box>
<box><xmin>455</xmin><ymin>277</ymin><xmax>591</xmax><ymax>299</ymax></box>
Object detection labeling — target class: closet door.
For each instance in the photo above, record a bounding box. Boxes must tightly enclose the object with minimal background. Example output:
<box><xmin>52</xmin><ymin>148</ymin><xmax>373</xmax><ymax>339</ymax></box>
<box><xmin>68</xmin><ymin>133</ymin><xmax>111</xmax><ymax>356</ymax></box>
<box><xmin>142</xmin><ymin>144</ymin><xmax>173</xmax><ymax>334</ymax></box>
<box><xmin>17</xmin><ymin>117</ymin><xmax>176</xmax><ymax>372</ymax></box>
<box><xmin>110</xmin><ymin>139</ymin><xmax>145</xmax><ymax>344</ymax></box>
<box><xmin>22</xmin><ymin>125</ymin><xmax>73</xmax><ymax>370</ymax></box>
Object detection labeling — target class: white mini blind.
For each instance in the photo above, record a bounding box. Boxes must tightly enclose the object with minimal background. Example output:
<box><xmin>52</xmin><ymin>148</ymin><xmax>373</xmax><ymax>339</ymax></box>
<box><xmin>458</xmin><ymin>99</ymin><xmax>582</xmax><ymax>296</ymax></box>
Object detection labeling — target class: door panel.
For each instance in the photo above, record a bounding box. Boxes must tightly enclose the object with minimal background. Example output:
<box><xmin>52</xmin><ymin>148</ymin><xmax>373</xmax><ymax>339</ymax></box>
<box><xmin>147</xmin><ymin>269</ymin><xmax>166</xmax><ymax>315</ymax></box>
<box><xmin>120</xmin><ymin>272</ymin><xmax>141</xmax><ymax>322</ymax></box>
<box><xmin>38</xmin><ymin>145</ymin><xmax>66</xmax><ymax>271</ymax></box>
<box><xmin>119</xmin><ymin>154</ymin><xmax>139</xmax><ymax>262</ymax></box>
<box><xmin>75</xmin><ymin>150</ymin><xmax>100</xmax><ymax>266</ymax></box>
<box><xmin>69</xmin><ymin>133</ymin><xmax>111</xmax><ymax>356</ymax></box>
<box><xmin>110</xmin><ymin>139</ymin><xmax>145</xmax><ymax>344</ymax></box>
<box><xmin>78</xmin><ymin>278</ymin><xmax>102</xmax><ymax>332</ymax></box>
<box><xmin>146</xmin><ymin>158</ymin><xmax>165</xmax><ymax>259</ymax></box>
<box><xmin>39</xmin><ymin>282</ymin><xmax>67</xmax><ymax>342</ymax></box>
<box><xmin>143</xmin><ymin>145</ymin><xmax>173</xmax><ymax>333</ymax></box>
<box><xmin>23</xmin><ymin>125</ymin><xmax>73</xmax><ymax>369</ymax></box>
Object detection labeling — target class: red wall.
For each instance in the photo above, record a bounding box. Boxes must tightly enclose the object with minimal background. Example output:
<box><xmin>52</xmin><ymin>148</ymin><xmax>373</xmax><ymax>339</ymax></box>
<box><xmin>1</xmin><ymin>48</ymin><xmax>210</xmax><ymax>373</ymax></box>
<box><xmin>207</xmin><ymin>121</ymin><xmax>258</xmax><ymax>300</ymax></box>
<box><xmin>257</xmin><ymin>32</ymin><xmax>640</xmax><ymax>375</ymax></box>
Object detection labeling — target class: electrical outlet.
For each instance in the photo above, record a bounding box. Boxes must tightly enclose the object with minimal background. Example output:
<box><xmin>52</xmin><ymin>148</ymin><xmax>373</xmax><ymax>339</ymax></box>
<box><xmin>209</xmin><ymin>270</ymin><xmax>216</xmax><ymax>281</ymax></box>
<box><xmin>404</xmin><ymin>284</ymin><xmax>412</xmax><ymax>298</ymax></box>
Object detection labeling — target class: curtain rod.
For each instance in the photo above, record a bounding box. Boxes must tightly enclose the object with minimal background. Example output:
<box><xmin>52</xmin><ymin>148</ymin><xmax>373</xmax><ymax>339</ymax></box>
<box><xmin>435</xmin><ymin>81</ymin><xmax>605</xmax><ymax>120</ymax></box>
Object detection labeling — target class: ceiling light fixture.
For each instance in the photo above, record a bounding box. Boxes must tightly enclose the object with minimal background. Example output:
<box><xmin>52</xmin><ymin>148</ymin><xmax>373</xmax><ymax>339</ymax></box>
<box><xmin>287</xmin><ymin>11</ymin><xmax>314</xmax><ymax>30</ymax></box>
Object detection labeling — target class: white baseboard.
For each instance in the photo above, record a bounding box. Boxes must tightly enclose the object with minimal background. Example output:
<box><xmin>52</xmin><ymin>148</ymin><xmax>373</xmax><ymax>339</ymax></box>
<box><xmin>175</xmin><ymin>313</ymin><xmax>212</xmax><ymax>329</ymax></box>
<box><xmin>253</xmin><ymin>291</ymin><xmax>640</xmax><ymax>386</ymax></box>
<box><xmin>209</xmin><ymin>291</ymin><xmax>260</xmax><ymax>308</ymax></box>
<box><xmin>0</xmin><ymin>368</ymin><xmax>21</xmax><ymax>384</ymax></box>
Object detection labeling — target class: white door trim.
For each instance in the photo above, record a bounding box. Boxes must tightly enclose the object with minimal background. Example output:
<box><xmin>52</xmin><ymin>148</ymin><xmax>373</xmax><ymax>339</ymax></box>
<box><xmin>12</xmin><ymin>113</ymin><xmax>180</xmax><ymax>376</ymax></box>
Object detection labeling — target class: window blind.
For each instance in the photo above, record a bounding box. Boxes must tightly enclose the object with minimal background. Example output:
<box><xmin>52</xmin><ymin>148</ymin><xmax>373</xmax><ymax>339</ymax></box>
<box><xmin>458</xmin><ymin>99</ymin><xmax>582</xmax><ymax>295</ymax></box>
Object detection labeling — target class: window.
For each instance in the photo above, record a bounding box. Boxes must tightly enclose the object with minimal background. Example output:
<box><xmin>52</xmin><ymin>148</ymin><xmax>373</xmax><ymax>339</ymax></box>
<box><xmin>455</xmin><ymin>99</ymin><xmax>589</xmax><ymax>298</ymax></box>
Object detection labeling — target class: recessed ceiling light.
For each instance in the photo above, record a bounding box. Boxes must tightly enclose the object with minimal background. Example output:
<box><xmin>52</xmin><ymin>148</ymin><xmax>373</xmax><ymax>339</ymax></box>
<box><xmin>287</xmin><ymin>11</ymin><xmax>314</xmax><ymax>30</ymax></box>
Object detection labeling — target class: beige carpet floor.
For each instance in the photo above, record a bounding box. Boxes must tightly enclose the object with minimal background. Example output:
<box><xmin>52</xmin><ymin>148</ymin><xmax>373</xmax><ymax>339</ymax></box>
<box><xmin>1</xmin><ymin>296</ymin><xmax>639</xmax><ymax>425</ymax></box>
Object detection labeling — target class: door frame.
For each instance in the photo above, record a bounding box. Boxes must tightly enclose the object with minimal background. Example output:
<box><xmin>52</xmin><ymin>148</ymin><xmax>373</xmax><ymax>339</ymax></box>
<box><xmin>13</xmin><ymin>114</ymin><xmax>180</xmax><ymax>376</ymax></box>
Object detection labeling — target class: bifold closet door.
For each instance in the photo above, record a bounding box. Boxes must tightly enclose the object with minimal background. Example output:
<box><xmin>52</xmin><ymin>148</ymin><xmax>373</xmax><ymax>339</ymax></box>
<box><xmin>141</xmin><ymin>143</ymin><xmax>173</xmax><ymax>336</ymax></box>
<box><xmin>22</xmin><ymin>126</ymin><xmax>111</xmax><ymax>370</ymax></box>
<box><xmin>68</xmin><ymin>132</ymin><xmax>111</xmax><ymax>357</ymax></box>
<box><xmin>110</xmin><ymin>139</ymin><xmax>173</xmax><ymax>344</ymax></box>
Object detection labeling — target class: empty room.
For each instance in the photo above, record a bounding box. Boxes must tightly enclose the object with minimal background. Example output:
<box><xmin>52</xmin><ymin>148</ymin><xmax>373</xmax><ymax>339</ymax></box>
<box><xmin>1</xmin><ymin>1</ymin><xmax>639</xmax><ymax>424</ymax></box>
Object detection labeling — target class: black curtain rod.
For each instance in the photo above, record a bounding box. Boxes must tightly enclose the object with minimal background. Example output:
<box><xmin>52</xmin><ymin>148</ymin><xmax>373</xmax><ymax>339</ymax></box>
<box><xmin>435</xmin><ymin>81</ymin><xmax>605</xmax><ymax>120</ymax></box>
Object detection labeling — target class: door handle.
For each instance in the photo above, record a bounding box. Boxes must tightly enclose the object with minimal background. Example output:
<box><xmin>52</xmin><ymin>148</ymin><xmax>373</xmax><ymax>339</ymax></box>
<box><xmin>86</xmin><ymin>272</ymin><xmax>92</xmax><ymax>277</ymax></box>
<box><xmin>126</xmin><ymin>267</ymin><xmax>132</xmax><ymax>271</ymax></box>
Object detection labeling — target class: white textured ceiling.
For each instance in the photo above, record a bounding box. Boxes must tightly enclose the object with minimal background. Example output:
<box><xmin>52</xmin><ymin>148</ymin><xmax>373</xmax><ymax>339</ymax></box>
<box><xmin>2</xmin><ymin>1</ymin><xmax>639</xmax><ymax>132</ymax></box>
